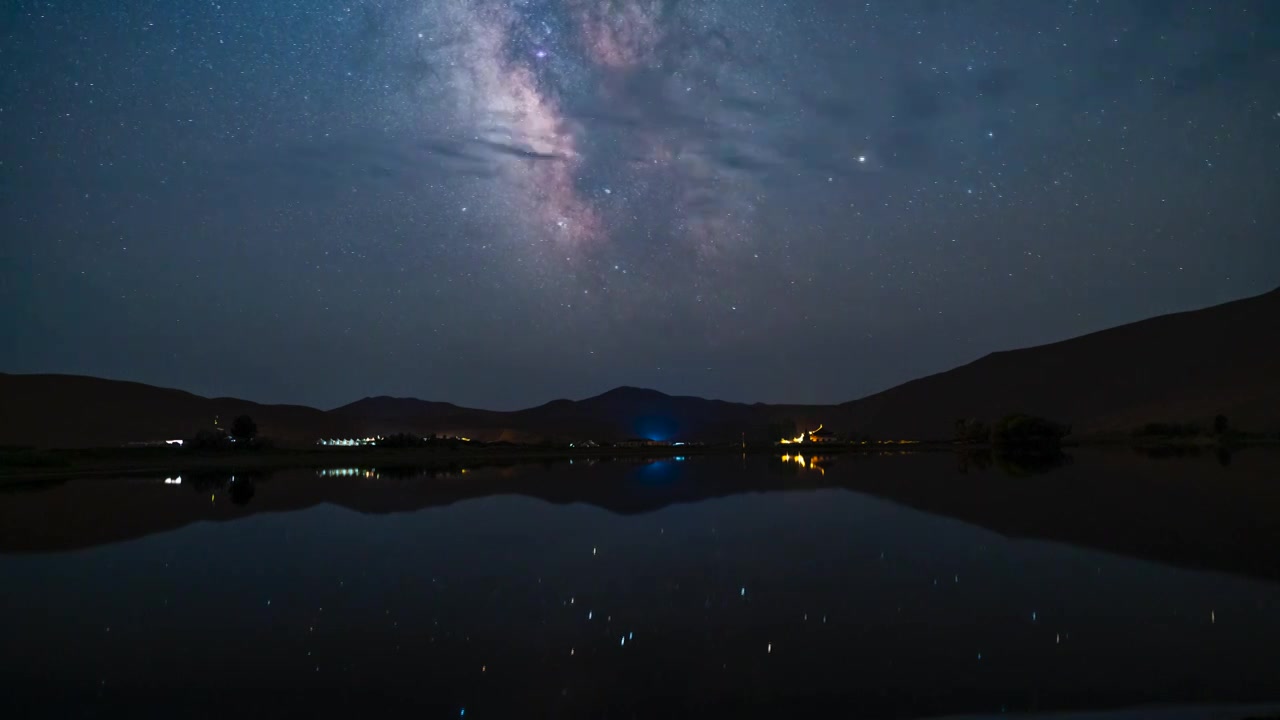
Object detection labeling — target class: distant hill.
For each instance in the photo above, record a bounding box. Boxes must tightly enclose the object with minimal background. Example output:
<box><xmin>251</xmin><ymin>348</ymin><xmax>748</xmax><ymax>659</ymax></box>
<box><xmin>329</xmin><ymin>386</ymin><xmax>812</xmax><ymax>444</ymax></box>
<box><xmin>832</xmin><ymin>286</ymin><xmax>1280</xmax><ymax>439</ymax></box>
<box><xmin>1</xmin><ymin>287</ymin><xmax>1277</xmax><ymax>447</ymax></box>
<box><xmin>0</xmin><ymin>373</ymin><xmax>351</xmax><ymax>449</ymax></box>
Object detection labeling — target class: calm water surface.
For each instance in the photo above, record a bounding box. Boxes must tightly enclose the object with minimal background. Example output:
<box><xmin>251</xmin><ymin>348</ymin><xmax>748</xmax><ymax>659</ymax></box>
<box><xmin>2</xmin><ymin>452</ymin><xmax>1279</xmax><ymax>718</ymax></box>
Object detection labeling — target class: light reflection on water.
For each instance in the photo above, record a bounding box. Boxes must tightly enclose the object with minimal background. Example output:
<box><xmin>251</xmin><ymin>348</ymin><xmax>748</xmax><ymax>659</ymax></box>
<box><xmin>2</xmin><ymin>453</ymin><xmax>1280</xmax><ymax>718</ymax></box>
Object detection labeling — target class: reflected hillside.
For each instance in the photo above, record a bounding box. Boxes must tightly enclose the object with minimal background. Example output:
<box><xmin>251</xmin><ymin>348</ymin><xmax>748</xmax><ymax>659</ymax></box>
<box><xmin>3</xmin><ymin>452</ymin><xmax>1280</xmax><ymax>584</ymax></box>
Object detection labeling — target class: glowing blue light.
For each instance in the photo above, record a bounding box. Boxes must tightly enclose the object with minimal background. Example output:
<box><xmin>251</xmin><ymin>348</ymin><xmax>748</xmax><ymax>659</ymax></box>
<box><xmin>740</xmin><ymin>587</ymin><xmax>746</xmax><ymax>597</ymax></box>
<box><xmin>636</xmin><ymin>415</ymin><xmax>677</xmax><ymax>442</ymax></box>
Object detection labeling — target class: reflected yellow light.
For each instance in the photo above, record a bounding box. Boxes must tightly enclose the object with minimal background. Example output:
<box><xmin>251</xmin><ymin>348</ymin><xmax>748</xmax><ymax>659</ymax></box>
<box><xmin>780</xmin><ymin>453</ymin><xmax>826</xmax><ymax>475</ymax></box>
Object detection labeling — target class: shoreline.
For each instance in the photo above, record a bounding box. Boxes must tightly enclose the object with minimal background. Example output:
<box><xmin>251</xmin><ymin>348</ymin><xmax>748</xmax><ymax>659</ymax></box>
<box><xmin>0</xmin><ymin>442</ymin><xmax>943</xmax><ymax>485</ymax></box>
<box><xmin>3</xmin><ymin>437</ymin><xmax>1277</xmax><ymax>486</ymax></box>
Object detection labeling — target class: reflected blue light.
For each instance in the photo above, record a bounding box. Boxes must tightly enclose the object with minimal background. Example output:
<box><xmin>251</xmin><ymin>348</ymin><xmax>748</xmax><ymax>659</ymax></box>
<box><xmin>638</xmin><ymin>460</ymin><xmax>673</xmax><ymax>480</ymax></box>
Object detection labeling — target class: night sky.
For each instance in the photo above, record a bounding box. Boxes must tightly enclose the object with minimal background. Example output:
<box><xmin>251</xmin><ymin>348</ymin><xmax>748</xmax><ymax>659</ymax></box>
<box><xmin>2</xmin><ymin>1</ymin><xmax>1278</xmax><ymax>410</ymax></box>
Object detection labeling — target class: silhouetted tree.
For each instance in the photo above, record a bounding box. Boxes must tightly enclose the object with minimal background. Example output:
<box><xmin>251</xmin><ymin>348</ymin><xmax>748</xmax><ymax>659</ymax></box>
<box><xmin>230</xmin><ymin>415</ymin><xmax>258</xmax><ymax>442</ymax></box>
<box><xmin>1213</xmin><ymin>414</ymin><xmax>1230</xmax><ymax>436</ymax></box>
<box><xmin>953</xmin><ymin>418</ymin><xmax>990</xmax><ymax>444</ymax></box>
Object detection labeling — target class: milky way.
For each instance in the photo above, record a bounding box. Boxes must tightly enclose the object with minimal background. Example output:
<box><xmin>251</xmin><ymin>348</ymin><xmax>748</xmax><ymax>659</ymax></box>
<box><xmin>2</xmin><ymin>1</ymin><xmax>1278</xmax><ymax>408</ymax></box>
<box><xmin>412</xmin><ymin>0</ymin><xmax>765</xmax><ymax>272</ymax></box>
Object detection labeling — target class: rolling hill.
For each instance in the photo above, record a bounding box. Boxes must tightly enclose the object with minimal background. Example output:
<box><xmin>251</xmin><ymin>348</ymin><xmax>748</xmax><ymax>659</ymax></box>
<box><xmin>832</xmin><ymin>286</ymin><xmax>1280</xmax><ymax>439</ymax></box>
<box><xmin>1</xmin><ymin>286</ymin><xmax>1277</xmax><ymax>447</ymax></box>
<box><xmin>0</xmin><ymin>373</ymin><xmax>351</xmax><ymax>448</ymax></box>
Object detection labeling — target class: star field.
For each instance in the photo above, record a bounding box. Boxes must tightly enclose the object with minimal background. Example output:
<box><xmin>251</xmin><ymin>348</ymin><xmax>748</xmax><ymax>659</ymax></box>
<box><xmin>2</xmin><ymin>0</ymin><xmax>1278</xmax><ymax>408</ymax></box>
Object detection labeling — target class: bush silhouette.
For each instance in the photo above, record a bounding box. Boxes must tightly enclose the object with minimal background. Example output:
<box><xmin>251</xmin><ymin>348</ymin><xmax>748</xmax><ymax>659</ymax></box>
<box><xmin>230</xmin><ymin>415</ymin><xmax>258</xmax><ymax>442</ymax></box>
<box><xmin>187</xmin><ymin>428</ymin><xmax>232</xmax><ymax>450</ymax></box>
<box><xmin>991</xmin><ymin>414</ymin><xmax>1070</xmax><ymax>449</ymax></box>
<box><xmin>1213</xmin><ymin>414</ymin><xmax>1230</xmax><ymax>436</ymax></box>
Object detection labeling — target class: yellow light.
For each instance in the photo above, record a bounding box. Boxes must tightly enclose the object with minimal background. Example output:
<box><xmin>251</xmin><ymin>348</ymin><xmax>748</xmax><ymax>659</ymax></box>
<box><xmin>780</xmin><ymin>424</ymin><xmax>824</xmax><ymax>445</ymax></box>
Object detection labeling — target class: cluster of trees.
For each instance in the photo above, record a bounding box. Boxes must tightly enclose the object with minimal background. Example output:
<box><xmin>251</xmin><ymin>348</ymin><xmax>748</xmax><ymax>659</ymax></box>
<box><xmin>1132</xmin><ymin>414</ymin><xmax>1231</xmax><ymax>439</ymax></box>
<box><xmin>376</xmin><ymin>433</ymin><xmax>465</xmax><ymax>450</ymax></box>
<box><xmin>377</xmin><ymin>433</ymin><xmax>430</xmax><ymax>448</ymax></box>
<box><xmin>954</xmin><ymin>414</ymin><xmax>1071</xmax><ymax>449</ymax></box>
<box><xmin>1133</xmin><ymin>422</ymin><xmax>1202</xmax><ymax>438</ymax></box>
<box><xmin>186</xmin><ymin>415</ymin><xmax>265</xmax><ymax>450</ymax></box>
<box><xmin>991</xmin><ymin>414</ymin><xmax>1072</xmax><ymax>449</ymax></box>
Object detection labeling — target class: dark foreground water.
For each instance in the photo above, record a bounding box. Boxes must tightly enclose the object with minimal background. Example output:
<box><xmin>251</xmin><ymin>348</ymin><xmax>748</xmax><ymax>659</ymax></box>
<box><xmin>3</xmin><ymin>452</ymin><xmax>1280</xmax><ymax>719</ymax></box>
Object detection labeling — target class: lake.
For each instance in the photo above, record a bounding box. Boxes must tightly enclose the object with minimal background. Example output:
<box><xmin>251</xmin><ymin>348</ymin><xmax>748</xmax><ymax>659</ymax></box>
<box><xmin>3</xmin><ymin>451</ymin><xmax>1280</xmax><ymax>718</ymax></box>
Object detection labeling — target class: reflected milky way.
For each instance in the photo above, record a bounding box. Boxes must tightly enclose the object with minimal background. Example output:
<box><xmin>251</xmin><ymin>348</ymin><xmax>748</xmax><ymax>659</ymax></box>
<box><xmin>3</xmin><ymin>454</ymin><xmax>1280</xmax><ymax>717</ymax></box>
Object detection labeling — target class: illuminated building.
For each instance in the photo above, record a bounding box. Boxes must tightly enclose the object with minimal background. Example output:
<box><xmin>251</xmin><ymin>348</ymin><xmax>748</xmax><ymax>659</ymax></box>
<box><xmin>778</xmin><ymin>424</ymin><xmax>838</xmax><ymax>445</ymax></box>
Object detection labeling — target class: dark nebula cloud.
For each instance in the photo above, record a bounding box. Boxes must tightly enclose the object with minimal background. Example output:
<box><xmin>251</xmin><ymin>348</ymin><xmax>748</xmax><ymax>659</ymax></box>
<box><xmin>2</xmin><ymin>0</ymin><xmax>1278</xmax><ymax>408</ymax></box>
